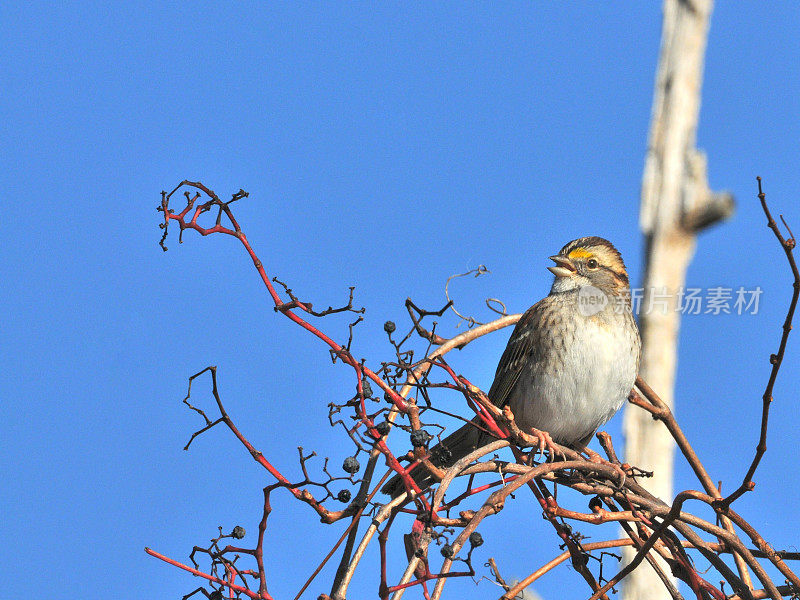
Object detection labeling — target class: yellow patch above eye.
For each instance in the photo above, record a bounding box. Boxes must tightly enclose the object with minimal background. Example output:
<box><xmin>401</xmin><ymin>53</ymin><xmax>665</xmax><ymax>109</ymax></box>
<box><xmin>568</xmin><ymin>248</ymin><xmax>594</xmax><ymax>259</ymax></box>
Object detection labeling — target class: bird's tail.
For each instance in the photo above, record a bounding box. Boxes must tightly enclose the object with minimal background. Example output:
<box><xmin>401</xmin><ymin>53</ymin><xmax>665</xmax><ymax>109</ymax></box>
<box><xmin>381</xmin><ymin>420</ymin><xmax>487</xmax><ymax>497</ymax></box>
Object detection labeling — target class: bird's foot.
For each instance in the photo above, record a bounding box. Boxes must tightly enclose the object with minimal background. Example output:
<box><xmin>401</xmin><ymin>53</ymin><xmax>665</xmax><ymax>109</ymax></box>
<box><xmin>528</xmin><ymin>427</ymin><xmax>559</xmax><ymax>462</ymax></box>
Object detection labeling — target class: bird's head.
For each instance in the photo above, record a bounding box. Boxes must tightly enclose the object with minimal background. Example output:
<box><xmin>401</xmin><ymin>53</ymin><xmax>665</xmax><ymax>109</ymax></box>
<box><xmin>548</xmin><ymin>237</ymin><xmax>630</xmax><ymax>294</ymax></box>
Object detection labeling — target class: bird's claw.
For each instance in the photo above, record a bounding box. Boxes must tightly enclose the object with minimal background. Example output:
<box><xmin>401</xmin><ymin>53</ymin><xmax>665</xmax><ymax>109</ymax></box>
<box><xmin>528</xmin><ymin>427</ymin><xmax>559</xmax><ymax>462</ymax></box>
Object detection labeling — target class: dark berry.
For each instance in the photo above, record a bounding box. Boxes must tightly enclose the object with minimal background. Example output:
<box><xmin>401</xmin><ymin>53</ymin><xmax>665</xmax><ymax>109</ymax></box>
<box><xmin>384</xmin><ymin>391</ymin><xmax>395</xmax><ymax>403</ymax></box>
<box><xmin>231</xmin><ymin>526</ymin><xmax>245</xmax><ymax>539</ymax></box>
<box><xmin>337</xmin><ymin>489</ymin><xmax>352</xmax><ymax>503</ymax></box>
<box><xmin>589</xmin><ymin>496</ymin><xmax>603</xmax><ymax>511</ymax></box>
<box><xmin>440</xmin><ymin>544</ymin><xmax>454</xmax><ymax>558</ymax></box>
<box><xmin>360</xmin><ymin>380</ymin><xmax>373</xmax><ymax>398</ymax></box>
<box><xmin>375</xmin><ymin>421</ymin><xmax>391</xmax><ymax>436</ymax></box>
<box><xmin>384</xmin><ymin>320</ymin><xmax>396</xmax><ymax>334</ymax></box>
<box><xmin>410</xmin><ymin>429</ymin><xmax>431</xmax><ymax>448</ymax></box>
<box><xmin>209</xmin><ymin>591</ymin><xmax>223</xmax><ymax>600</ymax></box>
<box><xmin>342</xmin><ymin>456</ymin><xmax>360</xmax><ymax>474</ymax></box>
<box><xmin>469</xmin><ymin>532</ymin><xmax>483</xmax><ymax>547</ymax></box>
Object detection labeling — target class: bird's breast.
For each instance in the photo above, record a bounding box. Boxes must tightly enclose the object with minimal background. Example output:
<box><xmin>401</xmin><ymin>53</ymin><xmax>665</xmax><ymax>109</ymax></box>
<box><xmin>509</xmin><ymin>311</ymin><xmax>639</xmax><ymax>445</ymax></box>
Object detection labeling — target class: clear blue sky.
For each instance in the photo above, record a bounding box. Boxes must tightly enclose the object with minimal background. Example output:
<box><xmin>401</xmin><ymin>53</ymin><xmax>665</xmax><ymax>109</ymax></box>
<box><xmin>2</xmin><ymin>2</ymin><xmax>799</xmax><ymax>599</ymax></box>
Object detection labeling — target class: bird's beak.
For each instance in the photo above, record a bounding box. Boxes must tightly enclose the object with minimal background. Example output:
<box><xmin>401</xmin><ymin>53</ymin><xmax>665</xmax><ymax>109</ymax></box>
<box><xmin>547</xmin><ymin>255</ymin><xmax>576</xmax><ymax>278</ymax></box>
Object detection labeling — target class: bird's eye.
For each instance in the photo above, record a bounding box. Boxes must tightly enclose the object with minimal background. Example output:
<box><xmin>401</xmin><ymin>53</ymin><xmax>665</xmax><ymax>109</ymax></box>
<box><xmin>587</xmin><ymin>259</ymin><xmax>599</xmax><ymax>269</ymax></box>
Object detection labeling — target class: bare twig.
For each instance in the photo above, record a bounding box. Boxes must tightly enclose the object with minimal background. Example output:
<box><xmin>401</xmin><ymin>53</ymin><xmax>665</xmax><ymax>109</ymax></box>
<box><xmin>152</xmin><ymin>180</ymin><xmax>799</xmax><ymax>600</ymax></box>
<box><xmin>722</xmin><ymin>177</ymin><xmax>799</xmax><ymax>506</ymax></box>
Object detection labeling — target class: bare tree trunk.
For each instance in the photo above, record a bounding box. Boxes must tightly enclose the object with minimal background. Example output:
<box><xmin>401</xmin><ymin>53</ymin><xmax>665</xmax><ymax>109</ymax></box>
<box><xmin>622</xmin><ymin>1</ymin><xmax>733</xmax><ymax>598</ymax></box>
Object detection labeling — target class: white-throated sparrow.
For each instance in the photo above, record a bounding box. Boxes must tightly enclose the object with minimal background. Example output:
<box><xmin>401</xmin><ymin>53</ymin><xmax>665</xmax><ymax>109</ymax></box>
<box><xmin>383</xmin><ymin>236</ymin><xmax>641</xmax><ymax>496</ymax></box>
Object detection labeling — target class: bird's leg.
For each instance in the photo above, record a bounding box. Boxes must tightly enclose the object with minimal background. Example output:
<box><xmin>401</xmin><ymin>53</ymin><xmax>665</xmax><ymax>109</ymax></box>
<box><xmin>581</xmin><ymin>445</ymin><xmax>627</xmax><ymax>488</ymax></box>
<box><xmin>528</xmin><ymin>427</ymin><xmax>559</xmax><ymax>462</ymax></box>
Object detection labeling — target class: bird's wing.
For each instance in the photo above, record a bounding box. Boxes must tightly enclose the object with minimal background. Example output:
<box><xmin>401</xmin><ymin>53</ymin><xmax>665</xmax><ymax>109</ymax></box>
<box><xmin>487</xmin><ymin>299</ymin><xmax>549</xmax><ymax>408</ymax></box>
